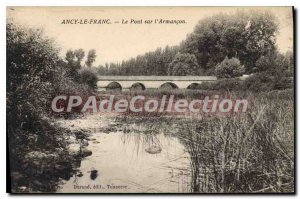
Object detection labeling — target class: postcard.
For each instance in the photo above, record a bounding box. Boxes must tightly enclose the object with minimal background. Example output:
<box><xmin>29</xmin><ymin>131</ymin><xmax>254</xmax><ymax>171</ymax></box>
<box><xmin>7</xmin><ymin>7</ymin><xmax>294</xmax><ymax>193</ymax></box>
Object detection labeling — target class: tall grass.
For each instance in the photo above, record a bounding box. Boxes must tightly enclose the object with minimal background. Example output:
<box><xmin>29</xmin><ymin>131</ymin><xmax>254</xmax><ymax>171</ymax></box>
<box><xmin>176</xmin><ymin>90</ymin><xmax>294</xmax><ymax>193</ymax></box>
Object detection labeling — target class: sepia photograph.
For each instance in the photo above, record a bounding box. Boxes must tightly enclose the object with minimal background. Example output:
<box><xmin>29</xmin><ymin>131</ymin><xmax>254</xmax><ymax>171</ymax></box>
<box><xmin>6</xmin><ymin>6</ymin><xmax>294</xmax><ymax>194</ymax></box>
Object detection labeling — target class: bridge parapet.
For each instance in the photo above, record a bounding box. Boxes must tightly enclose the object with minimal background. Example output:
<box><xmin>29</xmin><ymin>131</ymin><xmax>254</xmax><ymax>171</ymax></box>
<box><xmin>97</xmin><ymin>76</ymin><xmax>217</xmax><ymax>90</ymax></box>
<box><xmin>98</xmin><ymin>76</ymin><xmax>217</xmax><ymax>81</ymax></box>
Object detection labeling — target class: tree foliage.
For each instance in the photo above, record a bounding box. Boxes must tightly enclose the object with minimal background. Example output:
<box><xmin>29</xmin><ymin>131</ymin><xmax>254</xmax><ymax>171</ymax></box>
<box><xmin>255</xmin><ymin>51</ymin><xmax>293</xmax><ymax>75</ymax></box>
<box><xmin>86</xmin><ymin>49</ymin><xmax>96</xmax><ymax>67</ymax></box>
<box><xmin>215</xmin><ymin>57</ymin><xmax>245</xmax><ymax>78</ymax></box>
<box><xmin>101</xmin><ymin>10</ymin><xmax>280</xmax><ymax>77</ymax></box>
<box><xmin>74</xmin><ymin>48</ymin><xmax>85</xmax><ymax>63</ymax></box>
<box><xmin>168</xmin><ymin>53</ymin><xmax>199</xmax><ymax>76</ymax></box>
<box><xmin>97</xmin><ymin>46</ymin><xmax>179</xmax><ymax>76</ymax></box>
<box><xmin>64</xmin><ymin>48</ymin><xmax>98</xmax><ymax>86</ymax></box>
<box><xmin>7</xmin><ymin>22</ymin><xmax>59</xmax><ymax>113</ymax></box>
<box><xmin>180</xmin><ymin>11</ymin><xmax>278</xmax><ymax>73</ymax></box>
<box><xmin>7</xmin><ymin>21</ymin><xmax>61</xmax><ymax>168</ymax></box>
<box><xmin>79</xmin><ymin>68</ymin><xmax>98</xmax><ymax>89</ymax></box>
<box><xmin>7</xmin><ymin>21</ymin><xmax>98</xmax><ymax>191</ymax></box>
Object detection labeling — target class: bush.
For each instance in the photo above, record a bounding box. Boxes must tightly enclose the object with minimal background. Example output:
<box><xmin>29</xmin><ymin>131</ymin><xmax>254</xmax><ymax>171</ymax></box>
<box><xmin>197</xmin><ymin>78</ymin><xmax>245</xmax><ymax>91</ymax></box>
<box><xmin>243</xmin><ymin>73</ymin><xmax>276</xmax><ymax>92</ymax></box>
<box><xmin>255</xmin><ymin>52</ymin><xmax>293</xmax><ymax>75</ymax></box>
<box><xmin>244</xmin><ymin>72</ymin><xmax>293</xmax><ymax>92</ymax></box>
<box><xmin>255</xmin><ymin>54</ymin><xmax>276</xmax><ymax>72</ymax></box>
<box><xmin>79</xmin><ymin>68</ymin><xmax>98</xmax><ymax>90</ymax></box>
<box><xmin>53</xmin><ymin>66</ymin><xmax>90</xmax><ymax>95</ymax></box>
<box><xmin>197</xmin><ymin>72</ymin><xmax>293</xmax><ymax>93</ymax></box>
<box><xmin>215</xmin><ymin>57</ymin><xmax>245</xmax><ymax>78</ymax></box>
<box><xmin>7</xmin><ymin>22</ymin><xmax>59</xmax><ymax>113</ymax></box>
<box><xmin>7</xmin><ymin>21</ymin><xmax>95</xmax><ymax>191</ymax></box>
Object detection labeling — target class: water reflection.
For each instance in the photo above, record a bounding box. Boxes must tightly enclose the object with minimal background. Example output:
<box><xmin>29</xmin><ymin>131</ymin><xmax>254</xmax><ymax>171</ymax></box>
<box><xmin>58</xmin><ymin>131</ymin><xmax>191</xmax><ymax>193</ymax></box>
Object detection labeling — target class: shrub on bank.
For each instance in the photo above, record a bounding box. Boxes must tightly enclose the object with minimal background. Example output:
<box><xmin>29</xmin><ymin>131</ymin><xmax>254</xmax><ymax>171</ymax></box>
<box><xmin>79</xmin><ymin>68</ymin><xmax>98</xmax><ymax>90</ymax></box>
<box><xmin>196</xmin><ymin>73</ymin><xmax>293</xmax><ymax>92</ymax></box>
<box><xmin>7</xmin><ymin>21</ymin><xmax>92</xmax><ymax>192</ymax></box>
<box><xmin>197</xmin><ymin>78</ymin><xmax>245</xmax><ymax>91</ymax></box>
<box><xmin>215</xmin><ymin>57</ymin><xmax>245</xmax><ymax>78</ymax></box>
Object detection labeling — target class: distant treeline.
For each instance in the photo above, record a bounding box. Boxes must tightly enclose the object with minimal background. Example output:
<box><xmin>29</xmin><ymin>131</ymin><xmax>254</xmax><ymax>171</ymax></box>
<box><xmin>96</xmin><ymin>10</ymin><xmax>293</xmax><ymax>78</ymax></box>
<box><xmin>97</xmin><ymin>46</ymin><xmax>180</xmax><ymax>76</ymax></box>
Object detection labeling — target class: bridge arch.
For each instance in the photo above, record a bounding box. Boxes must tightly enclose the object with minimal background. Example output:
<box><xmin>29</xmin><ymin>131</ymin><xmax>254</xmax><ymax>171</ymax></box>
<box><xmin>130</xmin><ymin>82</ymin><xmax>146</xmax><ymax>91</ymax></box>
<box><xmin>106</xmin><ymin>81</ymin><xmax>122</xmax><ymax>91</ymax></box>
<box><xmin>187</xmin><ymin>83</ymin><xmax>201</xmax><ymax>89</ymax></box>
<box><xmin>160</xmin><ymin>82</ymin><xmax>178</xmax><ymax>89</ymax></box>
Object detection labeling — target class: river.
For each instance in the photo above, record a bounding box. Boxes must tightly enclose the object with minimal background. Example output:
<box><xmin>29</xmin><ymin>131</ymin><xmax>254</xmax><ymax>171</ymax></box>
<box><xmin>57</xmin><ymin>117</ymin><xmax>191</xmax><ymax>193</ymax></box>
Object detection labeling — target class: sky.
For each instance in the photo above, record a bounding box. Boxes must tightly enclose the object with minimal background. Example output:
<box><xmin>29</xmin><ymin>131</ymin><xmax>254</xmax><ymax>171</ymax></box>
<box><xmin>7</xmin><ymin>7</ymin><xmax>293</xmax><ymax>66</ymax></box>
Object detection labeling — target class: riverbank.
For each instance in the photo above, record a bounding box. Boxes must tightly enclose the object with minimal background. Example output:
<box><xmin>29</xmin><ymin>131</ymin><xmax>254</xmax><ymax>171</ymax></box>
<box><xmin>9</xmin><ymin>114</ymin><xmax>104</xmax><ymax>193</ymax></box>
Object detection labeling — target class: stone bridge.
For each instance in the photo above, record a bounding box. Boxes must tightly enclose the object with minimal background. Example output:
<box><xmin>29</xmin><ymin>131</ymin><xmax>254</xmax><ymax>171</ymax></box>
<box><xmin>97</xmin><ymin>76</ymin><xmax>217</xmax><ymax>91</ymax></box>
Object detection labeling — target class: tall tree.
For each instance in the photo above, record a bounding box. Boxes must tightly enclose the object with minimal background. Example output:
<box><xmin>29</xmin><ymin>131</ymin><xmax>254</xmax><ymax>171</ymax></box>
<box><xmin>181</xmin><ymin>11</ymin><xmax>278</xmax><ymax>73</ymax></box>
<box><xmin>65</xmin><ymin>50</ymin><xmax>75</xmax><ymax>65</ymax></box>
<box><xmin>74</xmin><ymin>48</ymin><xmax>85</xmax><ymax>63</ymax></box>
<box><xmin>86</xmin><ymin>49</ymin><xmax>96</xmax><ymax>67</ymax></box>
<box><xmin>168</xmin><ymin>53</ymin><xmax>199</xmax><ymax>76</ymax></box>
<box><xmin>65</xmin><ymin>49</ymin><xmax>81</xmax><ymax>80</ymax></box>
